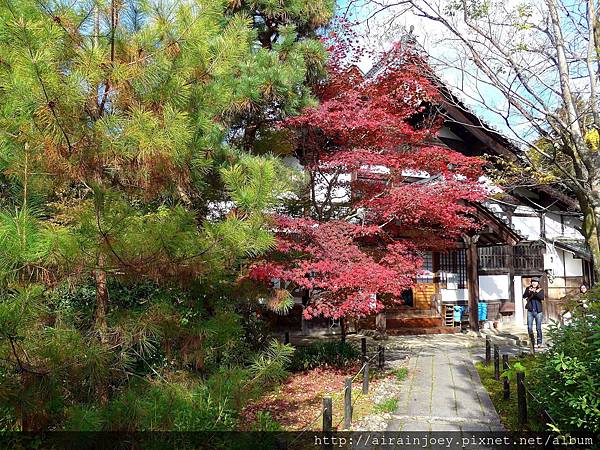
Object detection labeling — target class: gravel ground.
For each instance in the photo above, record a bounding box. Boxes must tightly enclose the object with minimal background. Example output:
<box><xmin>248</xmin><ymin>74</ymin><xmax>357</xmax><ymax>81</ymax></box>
<box><xmin>353</xmin><ymin>357</ymin><xmax>409</xmax><ymax>431</ymax></box>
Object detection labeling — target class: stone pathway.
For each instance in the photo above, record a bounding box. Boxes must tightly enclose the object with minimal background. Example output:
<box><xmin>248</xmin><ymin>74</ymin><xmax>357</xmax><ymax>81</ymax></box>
<box><xmin>385</xmin><ymin>335</ymin><xmax>507</xmax><ymax>432</ymax></box>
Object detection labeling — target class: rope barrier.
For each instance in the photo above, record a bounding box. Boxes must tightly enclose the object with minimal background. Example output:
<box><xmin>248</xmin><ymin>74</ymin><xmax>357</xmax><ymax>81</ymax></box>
<box><xmin>289</xmin><ymin>408</ymin><xmax>325</xmax><ymax>447</ymax></box>
<box><xmin>352</xmin><ymin>362</ymin><xmax>367</xmax><ymax>383</ymax></box>
<box><xmin>290</xmin><ymin>344</ymin><xmax>386</xmax><ymax>442</ymax></box>
<box><xmin>351</xmin><ymin>352</ymin><xmax>379</xmax><ymax>383</ymax></box>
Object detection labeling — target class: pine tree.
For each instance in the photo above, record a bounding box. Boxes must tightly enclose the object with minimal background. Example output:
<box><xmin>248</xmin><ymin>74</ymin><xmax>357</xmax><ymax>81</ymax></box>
<box><xmin>0</xmin><ymin>0</ymin><xmax>333</xmax><ymax>430</ymax></box>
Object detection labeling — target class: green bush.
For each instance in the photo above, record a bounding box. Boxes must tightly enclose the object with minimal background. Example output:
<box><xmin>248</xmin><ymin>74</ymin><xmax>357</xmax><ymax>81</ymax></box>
<box><xmin>529</xmin><ymin>292</ymin><xmax>600</xmax><ymax>433</ymax></box>
<box><xmin>251</xmin><ymin>411</ymin><xmax>282</xmax><ymax>431</ymax></box>
<box><xmin>104</xmin><ymin>380</ymin><xmax>237</xmax><ymax>431</ymax></box>
<box><xmin>289</xmin><ymin>341</ymin><xmax>360</xmax><ymax>371</ymax></box>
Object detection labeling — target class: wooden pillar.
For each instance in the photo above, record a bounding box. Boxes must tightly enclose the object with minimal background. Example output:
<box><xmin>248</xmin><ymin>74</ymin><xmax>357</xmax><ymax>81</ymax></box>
<box><xmin>507</xmin><ymin>244</ymin><xmax>515</xmax><ymax>307</ymax></box>
<box><xmin>464</xmin><ymin>234</ymin><xmax>480</xmax><ymax>332</ymax></box>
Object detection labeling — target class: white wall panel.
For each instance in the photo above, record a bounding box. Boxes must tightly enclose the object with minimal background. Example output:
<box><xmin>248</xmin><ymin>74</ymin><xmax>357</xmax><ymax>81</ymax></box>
<box><xmin>479</xmin><ymin>275</ymin><xmax>510</xmax><ymax>300</ymax></box>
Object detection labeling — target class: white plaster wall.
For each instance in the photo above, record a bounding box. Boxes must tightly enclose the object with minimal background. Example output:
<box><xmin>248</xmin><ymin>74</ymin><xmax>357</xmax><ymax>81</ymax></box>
<box><xmin>479</xmin><ymin>275</ymin><xmax>510</xmax><ymax>300</ymax></box>
<box><xmin>511</xmin><ymin>216</ymin><xmax>541</xmax><ymax>240</ymax></box>
<box><xmin>441</xmin><ymin>288</ymin><xmax>468</xmax><ymax>302</ymax></box>
<box><xmin>563</xmin><ymin>216</ymin><xmax>583</xmax><ymax>238</ymax></box>
<box><xmin>514</xmin><ymin>275</ymin><xmax>524</xmax><ymax>324</ymax></box>
<box><xmin>564</xmin><ymin>251</ymin><xmax>583</xmax><ymax>277</ymax></box>
<box><xmin>313</xmin><ymin>172</ymin><xmax>351</xmax><ymax>204</ymax></box>
<box><xmin>544</xmin><ymin>247</ymin><xmax>565</xmax><ymax>276</ymax></box>
<box><xmin>545</xmin><ymin>213</ymin><xmax>563</xmax><ymax>239</ymax></box>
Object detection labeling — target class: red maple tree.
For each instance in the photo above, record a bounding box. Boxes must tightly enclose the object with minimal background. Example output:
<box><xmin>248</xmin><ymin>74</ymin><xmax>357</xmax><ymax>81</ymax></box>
<box><xmin>248</xmin><ymin>35</ymin><xmax>487</xmax><ymax>320</ymax></box>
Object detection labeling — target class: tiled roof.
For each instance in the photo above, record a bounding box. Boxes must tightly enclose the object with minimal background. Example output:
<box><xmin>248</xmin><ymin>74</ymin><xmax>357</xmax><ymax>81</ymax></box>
<box><xmin>552</xmin><ymin>239</ymin><xmax>591</xmax><ymax>260</ymax></box>
<box><xmin>480</xmin><ymin>201</ymin><xmax>527</xmax><ymax>241</ymax></box>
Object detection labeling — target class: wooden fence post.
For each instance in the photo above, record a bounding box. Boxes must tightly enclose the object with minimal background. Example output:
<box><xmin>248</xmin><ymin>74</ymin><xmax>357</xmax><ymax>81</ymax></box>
<box><xmin>494</xmin><ymin>344</ymin><xmax>500</xmax><ymax>381</ymax></box>
<box><xmin>322</xmin><ymin>397</ymin><xmax>332</xmax><ymax>432</ymax></box>
<box><xmin>517</xmin><ymin>371</ymin><xmax>527</xmax><ymax>426</ymax></box>
<box><xmin>378</xmin><ymin>345</ymin><xmax>384</xmax><ymax>370</ymax></box>
<box><xmin>485</xmin><ymin>335</ymin><xmax>491</xmax><ymax>365</ymax></box>
<box><xmin>502</xmin><ymin>354</ymin><xmax>510</xmax><ymax>399</ymax></box>
<box><xmin>276</xmin><ymin>436</ymin><xmax>288</xmax><ymax>450</ymax></box>
<box><xmin>344</xmin><ymin>378</ymin><xmax>352</xmax><ymax>429</ymax></box>
<box><xmin>529</xmin><ymin>334</ymin><xmax>535</xmax><ymax>355</ymax></box>
<box><xmin>362</xmin><ymin>360</ymin><xmax>369</xmax><ymax>394</ymax></box>
<box><xmin>284</xmin><ymin>331</ymin><xmax>290</xmax><ymax>345</ymax></box>
<box><xmin>361</xmin><ymin>337</ymin><xmax>367</xmax><ymax>361</ymax></box>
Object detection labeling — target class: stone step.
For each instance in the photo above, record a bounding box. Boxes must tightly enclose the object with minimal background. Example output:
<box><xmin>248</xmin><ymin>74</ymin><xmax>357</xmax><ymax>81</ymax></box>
<box><xmin>481</xmin><ymin>329</ymin><xmax>531</xmax><ymax>348</ymax></box>
<box><xmin>386</xmin><ymin>326</ymin><xmax>460</xmax><ymax>335</ymax></box>
<box><xmin>387</xmin><ymin>317</ymin><xmax>444</xmax><ymax>328</ymax></box>
<box><xmin>385</xmin><ymin>308</ymin><xmax>441</xmax><ymax>319</ymax></box>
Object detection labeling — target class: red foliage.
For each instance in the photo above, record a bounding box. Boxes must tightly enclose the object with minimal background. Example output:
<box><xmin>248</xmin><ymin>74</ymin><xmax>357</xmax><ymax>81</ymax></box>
<box><xmin>248</xmin><ymin>35</ymin><xmax>486</xmax><ymax>320</ymax></box>
<box><xmin>240</xmin><ymin>365</ymin><xmax>360</xmax><ymax>431</ymax></box>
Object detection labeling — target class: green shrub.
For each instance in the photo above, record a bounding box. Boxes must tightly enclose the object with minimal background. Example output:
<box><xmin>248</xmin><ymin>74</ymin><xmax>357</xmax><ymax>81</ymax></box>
<box><xmin>64</xmin><ymin>405</ymin><xmax>104</xmax><ymax>431</ymax></box>
<box><xmin>105</xmin><ymin>380</ymin><xmax>237</xmax><ymax>431</ymax></box>
<box><xmin>393</xmin><ymin>367</ymin><xmax>408</xmax><ymax>381</ymax></box>
<box><xmin>528</xmin><ymin>293</ymin><xmax>600</xmax><ymax>433</ymax></box>
<box><xmin>251</xmin><ymin>411</ymin><xmax>282</xmax><ymax>431</ymax></box>
<box><xmin>289</xmin><ymin>341</ymin><xmax>360</xmax><ymax>371</ymax></box>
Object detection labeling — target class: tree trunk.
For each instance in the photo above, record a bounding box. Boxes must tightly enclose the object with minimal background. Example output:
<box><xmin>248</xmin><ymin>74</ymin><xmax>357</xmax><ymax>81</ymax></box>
<box><xmin>577</xmin><ymin>194</ymin><xmax>600</xmax><ymax>281</ymax></box>
<box><xmin>17</xmin><ymin>373</ymin><xmax>38</xmax><ymax>431</ymax></box>
<box><xmin>589</xmin><ymin>206</ymin><xmax>600</xmax><ymax>281</ymax></box>
<box><xmin>94</xmin><ymin>253</ymin><xmax>109</xmax><ymax>338</ymax></box>
<box><xmin>375</xmin><ymin>312</ymin><xmax>386</xmax><ymax>333</ymax></box>
<box><xmin>301</xmin><ymin>289</ymin><xmax>309</xmax><ymax>335</ymax></box>
<box><xmin>93</xmin><ymin>253</ymin><xmax>109</xmax><ymax>404</ymax></box>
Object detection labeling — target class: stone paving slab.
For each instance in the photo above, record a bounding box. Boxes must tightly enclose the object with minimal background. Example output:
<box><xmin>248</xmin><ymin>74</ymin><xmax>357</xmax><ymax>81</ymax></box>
<box><xmin>385</xmin><ymin>335</ymin><xmax>506</xmax><ymax>433</ymax></box>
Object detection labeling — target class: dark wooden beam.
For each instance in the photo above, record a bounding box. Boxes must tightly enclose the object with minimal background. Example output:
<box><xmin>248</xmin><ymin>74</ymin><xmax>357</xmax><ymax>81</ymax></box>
<box><xmin>441</xmin><ymin>102</ymin><xmax>518</xmax><ymax>161</ymax></box>
<box><xmin>464</xmin><ymin>233</ymin><xmax>481</xmax><ymax>332</ymax></box>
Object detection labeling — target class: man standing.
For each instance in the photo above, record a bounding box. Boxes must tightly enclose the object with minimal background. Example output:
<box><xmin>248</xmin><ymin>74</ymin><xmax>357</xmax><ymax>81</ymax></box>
<box><xmin>524</xmin><ymin>277</ymin><xmax>544</xmax><ymax>347</ymax></box>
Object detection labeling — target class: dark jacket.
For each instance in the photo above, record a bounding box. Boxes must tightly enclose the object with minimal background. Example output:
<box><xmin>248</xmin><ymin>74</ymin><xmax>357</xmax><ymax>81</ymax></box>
<box><xmin>523</xmin><ymin>287</ymin><xmax>544</xmax><ymax>313</ymax></box>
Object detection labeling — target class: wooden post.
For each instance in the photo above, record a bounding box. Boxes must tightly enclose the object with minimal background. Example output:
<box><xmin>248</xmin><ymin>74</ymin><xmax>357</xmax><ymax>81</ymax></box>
<box><xmin>485</xmin><ymin>336</ymin><xmax>491</xmax><ymax>365</ymax></box>
<box><xmin>276</xmin><ymin>436</ymin><xmax>287</xmax><ymax>450</ymax></box>
<box><xmin>378</xmin><ymin>345</ymin><xmax>384</xmax><ymax>369</ymax></box>
<box><xmin>362</xmin><ymin>361</ymin><xmax>369</xmax><ymax>394</ymax></box>
<box><xmin>361</xmin><ymin>337</ymin><xmax>367</xmax><ymax>360</ymax></box>
<box><xmin>503</xmin><ymin>355</ymin><xmax>510</xmax><ymax>399</ymax></box>
<box><xmin>507</xmin><ymin>244</ymin><xmax>515</xmax><ymax>310</ymax></box>
<box><xmin>494</xmin><ymin>344</ymin><xmax>500</xmax><ymax>381</ymax></box>
<box><xmin>284</xmin><ymin>331</ymin><xmax>290</xmax><ymax>345</ymax></box>
<box><xmin>464</xmin><ymin>234</ymin><xmax>481</xmax><ymax>332</ymax></box>
<box><xmin>517</xmin><ymin>371</ymin><xmax>527</xmax><ymax>426</ymax></box>
<box><xmin>322</xmin><ymin>397</ymin><xmax>332</xmax><ymax>432</ymax></box>
<box><xmin>344</xmin><ymin>378</ymin><xmax>352</xmax><ymax>429</ymax></box>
